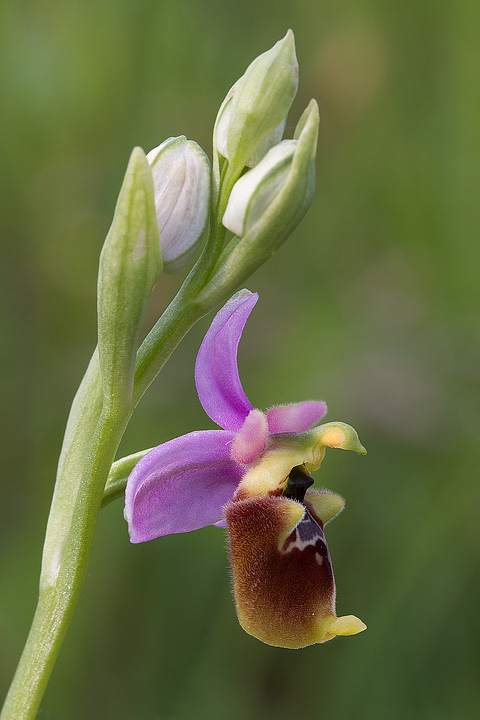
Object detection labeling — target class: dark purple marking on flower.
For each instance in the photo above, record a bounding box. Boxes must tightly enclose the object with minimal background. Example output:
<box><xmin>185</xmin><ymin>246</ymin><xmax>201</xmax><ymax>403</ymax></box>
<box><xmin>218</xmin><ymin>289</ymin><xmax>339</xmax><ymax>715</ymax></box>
<box><xmin>281</xmin><ymin>465</ymin><xmax>330</xmax><ymax>565</ymax></box>
<box><xmin>281</xmin><ymin>507</ymin><xmax>331</xmax><ymax>569</ymax></box>
<box><xmin>283</xmin><ymin>464</ymin><xmax>314</xmax><ymax>502</ymax></box>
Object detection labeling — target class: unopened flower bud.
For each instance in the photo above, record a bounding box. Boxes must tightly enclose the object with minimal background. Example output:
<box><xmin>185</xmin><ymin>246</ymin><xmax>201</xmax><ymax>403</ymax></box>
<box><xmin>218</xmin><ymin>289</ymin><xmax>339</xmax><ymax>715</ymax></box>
<box><xmin>222</xmin><ymin>139</ymin><xmax>297</xmax><ymax>237</ymax></box>
<box><xmin>198</xmin><ymin>100</ymin><xmax>319</xmax><ymax>302</ymax></box>
<box><xmin>147</xmin><ymin>136</ymin><xmax>211</xmax><ymax>273</ymax></box>
<box><xmin>216</xmin><ymin>95</ymin><xmax>286</xmax><ymax>169</ymax></box>
<box><xmin>213</xmin><ymin>30</ymin><xmax>298</xmax><ymax>175</ymax></box>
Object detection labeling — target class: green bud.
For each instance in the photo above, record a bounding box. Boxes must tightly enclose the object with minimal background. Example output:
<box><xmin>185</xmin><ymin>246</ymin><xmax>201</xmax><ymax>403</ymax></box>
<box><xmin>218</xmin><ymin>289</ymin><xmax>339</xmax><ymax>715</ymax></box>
<box><xmin>216</xmin><ymin>98</ymin><xmax>287</xmax><ymax>170</ymax></box>
<box><xmin>97</xmin><ymin>147</ymin><xmax>162</xmax><ymax>408</ymax></box>
<box><xmin>214</xmin><ymin>30</ymin><xmax>298</xmax><ymax>176</ymax></box>
<box><xmin>147</xmin><ymin>136</ymin><xmax>211</xmax><ymax>273</ymax></box>
<box><xmin>202</xmin><ymin>100</ymin><xmax>319</xmax><ymax>300</ymax></box>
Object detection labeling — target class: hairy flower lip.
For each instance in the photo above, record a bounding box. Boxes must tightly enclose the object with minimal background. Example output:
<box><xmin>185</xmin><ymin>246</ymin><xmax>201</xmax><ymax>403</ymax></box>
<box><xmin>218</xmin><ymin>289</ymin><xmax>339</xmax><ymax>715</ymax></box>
<box><xmin>225</xmin><ymin>489</ymin><xmax>363</xmax><ymax>649</ymax></box>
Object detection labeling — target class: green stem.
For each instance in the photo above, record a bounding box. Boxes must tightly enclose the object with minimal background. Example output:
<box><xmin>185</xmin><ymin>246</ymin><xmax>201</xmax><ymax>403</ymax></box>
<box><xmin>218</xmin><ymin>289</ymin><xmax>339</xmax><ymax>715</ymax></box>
<box><xmin>101</xmin><ymin>448</ymin><xmax>152</xmax><ymax>507</ymax></box>
<box><xmin>2</xmin><ymin>157</ymin><xmax>244</xmax><ymax>720</ymax></box>
<box><xmin>1</xmin><ymin>296</ymin><xmax>216</xmax><ymax>720</ymax></box>
<box><xmin>1</xmin><ymin>591</ymin><xmax>75</xmax><ymax>720</ymax></box>
<box><xmin>1</xmin><ymin>375</ymin><xmax>128</xmax><ymax>720</ymax></box>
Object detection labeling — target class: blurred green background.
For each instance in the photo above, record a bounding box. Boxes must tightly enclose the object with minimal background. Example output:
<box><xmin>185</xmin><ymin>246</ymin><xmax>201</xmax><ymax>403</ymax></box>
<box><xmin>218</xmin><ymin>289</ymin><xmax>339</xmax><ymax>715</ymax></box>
<box><xmin>1</xmin><ymin>0</ymin><xmax>479</xmax><ymax>718</ymax></box>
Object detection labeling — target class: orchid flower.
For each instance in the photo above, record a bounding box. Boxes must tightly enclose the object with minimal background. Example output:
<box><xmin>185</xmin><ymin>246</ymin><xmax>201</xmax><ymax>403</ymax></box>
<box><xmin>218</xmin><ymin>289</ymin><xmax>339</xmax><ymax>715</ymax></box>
<box><xmin>125</xmin><ymin>290</ymin><xmax>367</xmax><ymax>648</ymax></box>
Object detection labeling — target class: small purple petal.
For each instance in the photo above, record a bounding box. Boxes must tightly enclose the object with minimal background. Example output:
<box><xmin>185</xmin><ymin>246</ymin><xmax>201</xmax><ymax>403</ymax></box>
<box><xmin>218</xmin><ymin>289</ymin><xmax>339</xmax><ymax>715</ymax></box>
<box><xmin>231</xmin><ymin>409</ymin><xmax>268</xmax><ymax>464</ymax></box>
<box><xmin>266</xmin><ymin>401</ymin><xmax>327</xmax><ymax>434</ymax></box>
<box><xmin>195</xmin><ymin>289</ymin><xmax>258</xmax><ymax>431</ymax></box>
<box><xmin>125</xmin><ymin>430</ymin><xmax>244</xmax><ymax>542</ymax></box>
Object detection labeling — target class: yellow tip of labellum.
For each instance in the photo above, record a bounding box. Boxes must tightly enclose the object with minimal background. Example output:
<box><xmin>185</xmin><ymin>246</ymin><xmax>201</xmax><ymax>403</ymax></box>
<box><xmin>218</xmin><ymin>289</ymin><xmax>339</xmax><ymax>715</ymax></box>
<box><xmin>320</xmin><ymin>614</ymin><xmax>367</xmax><ymax>642</ymax></box>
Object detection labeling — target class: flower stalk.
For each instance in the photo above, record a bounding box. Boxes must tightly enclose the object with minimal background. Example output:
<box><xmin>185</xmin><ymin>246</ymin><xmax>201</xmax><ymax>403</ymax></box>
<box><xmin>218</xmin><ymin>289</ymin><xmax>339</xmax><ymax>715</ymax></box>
<box><xmin>1</xmin><ymin>30</ymin><xmax>354</xmax><ymax>719</ymax></box>
<box><xmin>1</xmin><ymin>295</ymin><xmax>219</xmax><ymax>720</ymax></box>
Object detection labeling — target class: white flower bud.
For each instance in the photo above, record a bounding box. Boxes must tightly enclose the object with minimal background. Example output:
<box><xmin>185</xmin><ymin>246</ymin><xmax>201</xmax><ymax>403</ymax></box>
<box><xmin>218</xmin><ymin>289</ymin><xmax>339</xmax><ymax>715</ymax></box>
<box><xmin>147</xmin><ymin>136</ymin><xmax>211</xmax><ymax>273</ymax></box>
<box><xmin>222</xmin><ymin>140</ymin><xmax>296</xmax><ymax>236</ymax></box>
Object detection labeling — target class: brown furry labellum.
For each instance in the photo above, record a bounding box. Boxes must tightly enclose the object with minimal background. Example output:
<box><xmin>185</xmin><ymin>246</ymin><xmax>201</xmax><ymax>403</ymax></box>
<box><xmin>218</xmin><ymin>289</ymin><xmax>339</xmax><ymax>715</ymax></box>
<box><xmin>225</xmin><ymin>482</ymin><xmax>366</xmax><ymax>648</ymax></box>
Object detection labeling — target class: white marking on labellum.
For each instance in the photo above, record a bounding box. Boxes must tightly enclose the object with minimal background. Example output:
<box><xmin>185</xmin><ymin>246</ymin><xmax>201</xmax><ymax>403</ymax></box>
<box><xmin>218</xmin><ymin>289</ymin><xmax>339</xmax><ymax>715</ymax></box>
<box><xmin>281</xmin><ymin>508</ymin><xmax>328</xmax><ymax>559</ymax></box>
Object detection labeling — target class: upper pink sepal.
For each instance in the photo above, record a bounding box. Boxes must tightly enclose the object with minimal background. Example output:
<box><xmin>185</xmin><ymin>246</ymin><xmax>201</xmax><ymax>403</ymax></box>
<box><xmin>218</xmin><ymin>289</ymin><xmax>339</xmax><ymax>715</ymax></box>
<box><xmin>195</xmin><ymin>290</ymin><xmax>258</xmax><ymax>431</ymax></box>
<box><xmin>231</xmin><ymin>409</ymin><xmax>269</xmax><ymax>464</ymax></box>
<box><xmin>266</xmin><ymin>400</ymin><xmax>327</xmax><ymax>434</ymax></box>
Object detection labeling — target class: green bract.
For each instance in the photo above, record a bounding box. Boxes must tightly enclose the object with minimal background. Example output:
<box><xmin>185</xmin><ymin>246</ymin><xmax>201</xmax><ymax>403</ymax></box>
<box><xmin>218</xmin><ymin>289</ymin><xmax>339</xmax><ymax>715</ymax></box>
<box><xmin>97</xmin><ymin>147</ymin><xmax>162</xmax><ymax>408</ymax></box>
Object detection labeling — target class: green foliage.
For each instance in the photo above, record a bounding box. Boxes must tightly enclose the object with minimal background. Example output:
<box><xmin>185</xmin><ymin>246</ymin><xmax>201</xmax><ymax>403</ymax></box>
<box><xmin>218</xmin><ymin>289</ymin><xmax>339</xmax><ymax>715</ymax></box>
<box><xmin>1</xmin><ymin>1</ymin><xmax>479</xmax><ymax>718</ymax></box>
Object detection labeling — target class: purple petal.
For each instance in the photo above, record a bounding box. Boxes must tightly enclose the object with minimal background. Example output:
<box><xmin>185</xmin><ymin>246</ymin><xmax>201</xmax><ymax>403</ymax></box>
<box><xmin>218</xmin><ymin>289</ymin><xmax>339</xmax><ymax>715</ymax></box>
<box><xmin>195</xmin><ymin>289</ymin><xmax>258</xmax><ymax>431</ymax></box>
<box><xmin>266</xmin><ymin>401</ymin><xmax>327</xmax><ymax>434</ymax></box>
<box><xmin>125</xmin><ymin>430</ymin><xmax>244</xmax><ymax>542</ymax></box>
<box><xmin>231</xmin><ymin>409</ymin><xmax>268</xmax><ymax>464</ymax></box>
